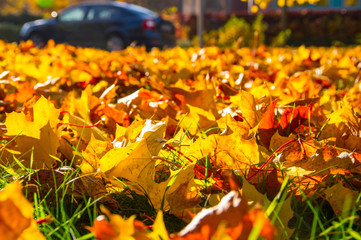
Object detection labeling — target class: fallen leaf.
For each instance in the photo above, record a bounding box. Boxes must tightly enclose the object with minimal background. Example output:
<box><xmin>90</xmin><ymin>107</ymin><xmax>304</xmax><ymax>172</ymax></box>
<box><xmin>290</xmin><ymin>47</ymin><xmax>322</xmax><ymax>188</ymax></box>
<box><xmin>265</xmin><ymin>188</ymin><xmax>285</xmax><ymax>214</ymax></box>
<box><xmin>88</xmin><ymin>205</ymin><xmax>149</xmax><ymax>240</ymax></box>
<box><xmin>0</xmin><ymin>182</ymin><xmax>45</xmax><ymax>240</ymax></box>
<box><xmin>187</xmin><ymin>131</ymin><xmax>259</xmax><ymax>170</ymax></box>
<box><xmin>324</xmin><ymin>181</ymin><xmax>359</xmax><ymax>216</ymax></box>
<box><xmin>4</xmin><ymin>96</ymin><xmax>60</xmax><ymax>168</ymax></box>
<box><xmin>258</xmin><ymin>99</ymin><xmax>278</xmax><ymax>149</ymax></box>
<box><xmin>173</xmin><ymin>191</ymin><xmax>275</xmax><ymax>240</ymax></box>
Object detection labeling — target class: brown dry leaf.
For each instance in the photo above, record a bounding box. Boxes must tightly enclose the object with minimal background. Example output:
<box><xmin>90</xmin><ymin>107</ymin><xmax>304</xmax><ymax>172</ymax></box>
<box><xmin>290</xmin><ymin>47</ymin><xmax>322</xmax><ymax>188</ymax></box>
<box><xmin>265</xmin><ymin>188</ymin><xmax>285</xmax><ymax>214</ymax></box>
<box><xmin>0</xmin><ymin>182</ymin><xmax>45</xmax><ymax>240</ymax></box>
<box><xmin>23</xmin><ymin>167</ymin><xmax>114</xmax><ymax>206</ymax></box>
<box><xmin>324</xmin><ymin>182</ymin><xmax>359</xmax><ymax>216</ymax></box>
<box><xmin>4</xmin><ymin>96</ymin><xmax>60</xmax><ymax>168</ymax></box>
<box><xmin>173</xmin><ymin>191</ymin><xmax>275</xmax><ymax>240</ymax></box>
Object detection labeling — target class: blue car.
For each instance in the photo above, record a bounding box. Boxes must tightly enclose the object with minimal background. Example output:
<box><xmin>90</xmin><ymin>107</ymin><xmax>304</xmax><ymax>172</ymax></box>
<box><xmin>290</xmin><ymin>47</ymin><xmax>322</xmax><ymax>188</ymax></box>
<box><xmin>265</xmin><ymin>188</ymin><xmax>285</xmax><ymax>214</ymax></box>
<box><xmin>19</xmin><ymin>1</ymin><xmax>176</xmax><ymax>51</ymax></box>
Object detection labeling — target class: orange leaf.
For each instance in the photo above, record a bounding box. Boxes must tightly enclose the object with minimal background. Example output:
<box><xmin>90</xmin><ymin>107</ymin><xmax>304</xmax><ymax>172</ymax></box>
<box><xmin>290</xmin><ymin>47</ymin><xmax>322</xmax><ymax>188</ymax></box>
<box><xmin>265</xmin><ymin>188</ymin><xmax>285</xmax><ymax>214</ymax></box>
<box><xmin>173</xmin><ymin>191</ymin><xmax>275</xmax><ymax>240</ymax></box>
<box><xmin>0</xmin><ymin>182</ymin><xmax>46</xmax><ymax>240</ymax></box>
<box><xmin>88</xmin><ymin>215</ymin><xmax>117</xmax><ymax>240</ymax></box>
<box><xmin>258</xmin><ymin>99</ymin><xmax>278</xmax><ymax>148</ymax></box>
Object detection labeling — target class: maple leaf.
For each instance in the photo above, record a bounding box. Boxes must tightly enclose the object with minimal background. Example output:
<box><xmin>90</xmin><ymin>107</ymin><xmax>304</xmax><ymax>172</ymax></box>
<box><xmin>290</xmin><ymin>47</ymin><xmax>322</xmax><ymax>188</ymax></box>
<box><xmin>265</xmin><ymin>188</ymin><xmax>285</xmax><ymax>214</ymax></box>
<box><xmin>317</xmin><ymin>102</ymin><xmax>361</xmax><ymax>151</ymax></box>
<box><xmin>4</xmin><ymin>96</ymin><xmax>60</xmax><ymax>168</ymax></box>
<box><xmin>23</xmin><ymin>167</ymin><xmax>117</xmax><ymax>208</ymax></box>
<box><xmin>101</xmin><ymin>120</ymin><xmax>204</xmax><ymax>212</ymax></box>
<box><xmin>100</xmin><ymin>120</ymin><xmax>169</xmax><ymax>207</ymax></box>
<box><xmin>80</xmin><ymin>134</ymin><xmax>113</xmax><ymax>173</ymax></box>
<box><xmin>177</xmin><ymin>104</ymin><xmax>216</xmax><ymax>136</ymax></box>
<box><xmin>286</xmin><ymin>72</ymin><xmax>320</xmax><ymax>100</ymax></box>
<box><xmin>241</xmin><ymin>178</ymin><xmax>295</xmax><ymax>239</ymax></box>
<box><xmin>173</xmin><ymin>191</ymin><xmax>275</xmax><ymax>240</ymax></box>
<box><xmin>229</xmin><ymin>90</ymin><xmax>261</xmax><ymax>131</ymax></box>
<box><xmin>88</xmin><ymin>205</ymin><xmax>150</xmax><ymax>240</ymax></box>
<box><xmin>187</xmin><ymin>130</ymin><xmax>259</xmax><ymax>170</ymax></box>
<box><xmin>4</xmin><ymin>81</ymin><xmax>36</xmax><ymax>104</ymax></box>
<box><xmin>148</xmin><ymin>211</ymin><xmax>170</xmax><ymax>240</ymax></box>
<box><xmin>164</xmin><ymin>164</ymin><xmax>203</xmax><ymax>214</ymax></box>
<box><xmin>0</xmin><ymin>182</ymin><xmax>46</xmax><ymax>240</ymax></box>
<box><xmin>278</xmin><ymin>104</ymin><xmax>312</xmax><ymax>137</ymax></box>
<box><xmin>164</xmin><ymin>84</ymin><xmax>218</xmax><ymax>116</ymax></box>
<box><xmin>216</xmin><ymin>113</ymin><xmax>250</xmax><ymax>138</ymax></box>
<box><xmin>324</xmin><ymin>181</ymin><xmax>359</xmax><ymax>216</ymax></box>
<box><xmin>258</xmin><ymin>99</ymin><xmax>278</xmax><ymax>149</ymax></box>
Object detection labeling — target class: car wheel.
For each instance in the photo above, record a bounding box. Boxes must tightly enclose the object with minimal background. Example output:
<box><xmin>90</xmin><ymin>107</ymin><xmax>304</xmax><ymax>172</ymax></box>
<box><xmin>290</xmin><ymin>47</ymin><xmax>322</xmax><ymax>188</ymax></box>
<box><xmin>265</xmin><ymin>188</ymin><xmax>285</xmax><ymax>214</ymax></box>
<box><xmin>106</xmin><ymin>35</ymin><xmax>125</xmax><ymax>51</ymax></box>
<box><xmin>29</xmin><ymin>33</ymin><xmax>45</xmax><ymax>48</ymax></box>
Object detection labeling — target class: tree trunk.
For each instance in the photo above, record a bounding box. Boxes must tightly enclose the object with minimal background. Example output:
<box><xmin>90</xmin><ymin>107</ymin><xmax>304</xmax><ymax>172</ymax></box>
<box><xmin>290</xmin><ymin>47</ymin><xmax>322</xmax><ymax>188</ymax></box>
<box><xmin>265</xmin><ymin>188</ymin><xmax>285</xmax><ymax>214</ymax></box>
<box><xmin>197</xmin><ymin>0</ymin><xmax>204</xmax><ymax>48</ymax></box>
<box><xmin>281</xmin><ymin>3</ymin><xmax>288</xmax><ymax>33</ymax></box>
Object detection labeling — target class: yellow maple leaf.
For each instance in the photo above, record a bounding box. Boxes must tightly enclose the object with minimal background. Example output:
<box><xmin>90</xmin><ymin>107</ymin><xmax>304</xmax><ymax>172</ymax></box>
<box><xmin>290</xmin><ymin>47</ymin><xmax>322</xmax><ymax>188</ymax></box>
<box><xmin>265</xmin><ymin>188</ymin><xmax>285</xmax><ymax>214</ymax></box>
<box><xmin>229</xmin><ymin>90</ymin><xmax>261</xmax><ymax>130</ymax></box>
<box><xmin>187</xmin><ymin>131</ymin><xmax>259</xmax><ymax>170</ymax></box>
<box><xmin>177</xmin><ymin>104</ymin><xmax>216</xmax><ymax>136</ymax></box>
<box><xmin>148</xmin><ymin>211</ymin><xmax>169</xmax><ymax>240</ymax></box>
<box><xmin>5</xmin><ymin>95</ymin><xmax>59</xmax><ymax>138</ymax></box>
<box><xmin>101</xmin><ymin>120</ymin><xmax>203</xmax><ymax>211</ymax></box>
<box><xmin>4</xmin><ymin>96</ymin><xmax>60</xmax><ymax>168</ymax></box>
<box><xmin>80</xmin><ymin>133</ymin><xmax>113</xmax><ymax>173</ymax></box>
<box><xmin>0</xmin><ymin>182</ymin><xmax>46</xmax><ymax>240</ymax></box>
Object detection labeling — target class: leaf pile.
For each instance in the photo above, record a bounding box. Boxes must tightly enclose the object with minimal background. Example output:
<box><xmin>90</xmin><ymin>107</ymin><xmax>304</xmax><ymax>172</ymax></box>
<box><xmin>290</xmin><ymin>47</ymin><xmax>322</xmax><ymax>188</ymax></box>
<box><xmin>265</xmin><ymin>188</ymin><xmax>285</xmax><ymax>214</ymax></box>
<box><xmin>1</xmin><ymin>40</ymin><xmax>361</xmax><ymax>239</ymax></box>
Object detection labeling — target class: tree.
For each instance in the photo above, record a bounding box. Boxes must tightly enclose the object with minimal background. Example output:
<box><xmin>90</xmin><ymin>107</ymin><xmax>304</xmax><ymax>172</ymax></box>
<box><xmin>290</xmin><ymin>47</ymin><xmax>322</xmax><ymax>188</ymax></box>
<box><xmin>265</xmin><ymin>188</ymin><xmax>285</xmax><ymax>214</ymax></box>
<box><xmin>0</xmin><ymin>0</ymin><xmax>104</xmax><ymax>16</ymax></box>
<box><xmin>249</xmin><ymin>0</ymin><xmax>321</xmax><ymax>33</ymax></box>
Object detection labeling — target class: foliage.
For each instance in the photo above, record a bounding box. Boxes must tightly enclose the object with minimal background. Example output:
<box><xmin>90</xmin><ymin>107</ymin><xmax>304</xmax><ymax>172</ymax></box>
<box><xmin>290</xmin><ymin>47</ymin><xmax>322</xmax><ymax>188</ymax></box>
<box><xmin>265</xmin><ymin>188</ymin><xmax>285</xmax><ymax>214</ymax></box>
<box><xmin>0</xmin><ymin>40</ymin><xmax>361</xmax><ymax>239</ymax></box>
<box><xmin>0</xmin><ymin>23</ymin><xmax>21</xmax><ymax>43</ymax></box>
<box><xmin>202</xmin><ymin>14</ymin><xmax>267</xmax><ymax>48</ymax></box>
<box><xmin>271</xmin><ymin>29</ymin><xmax>291</xmax><ymax>47</ymax></box>
<box><xmin>0</xmin><ymin>0</ymin><xmax>96</xmax><ymax>16</ymax></box>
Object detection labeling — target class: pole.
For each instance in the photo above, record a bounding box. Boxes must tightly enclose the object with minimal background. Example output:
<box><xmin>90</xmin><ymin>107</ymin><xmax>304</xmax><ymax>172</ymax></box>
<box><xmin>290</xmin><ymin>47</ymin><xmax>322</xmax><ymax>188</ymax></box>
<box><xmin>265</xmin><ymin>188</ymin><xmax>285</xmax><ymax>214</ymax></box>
<box><xmin>248</xmin><ymin>0</ymin><xmax>253</xmax><ymax>13</ymax></box>
<box><xmin>197</xmin><ymin>0</ymin><xmax>204</xmax><ymax>48</ymax></box>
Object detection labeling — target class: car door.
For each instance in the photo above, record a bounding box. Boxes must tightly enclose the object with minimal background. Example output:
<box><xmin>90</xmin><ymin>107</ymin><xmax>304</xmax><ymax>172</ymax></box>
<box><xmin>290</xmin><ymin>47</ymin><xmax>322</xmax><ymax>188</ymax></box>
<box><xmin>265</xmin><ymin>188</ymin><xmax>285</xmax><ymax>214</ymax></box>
<box><xmin>51</xmin><ymin>6</ymin><xmax>90</xmax><ymax>46</ymax></box>
<box><xmin>85</xmin><ymin>6</ymin><xmax>129</xmax><ymax>49</ymax></box>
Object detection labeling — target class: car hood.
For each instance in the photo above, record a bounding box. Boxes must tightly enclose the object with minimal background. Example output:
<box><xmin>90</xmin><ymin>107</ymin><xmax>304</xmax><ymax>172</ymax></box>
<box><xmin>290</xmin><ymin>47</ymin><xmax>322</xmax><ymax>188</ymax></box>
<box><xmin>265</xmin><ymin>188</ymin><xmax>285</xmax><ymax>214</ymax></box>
<box><xmin>27</xmin><ymin>18</ymin><xmax>56</xmax><ymax>27</ymax></box>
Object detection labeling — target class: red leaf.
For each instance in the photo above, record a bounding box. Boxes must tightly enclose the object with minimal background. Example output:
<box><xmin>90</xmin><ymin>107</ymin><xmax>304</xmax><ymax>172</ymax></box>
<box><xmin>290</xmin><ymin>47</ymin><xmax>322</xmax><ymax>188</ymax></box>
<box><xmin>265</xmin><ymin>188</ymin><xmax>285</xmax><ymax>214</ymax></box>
<box><xmin>278</xmin><ymin>104</ymin><xmax>312</xmax><ymax>136</ymax></box>
<box><xmin>258</xmin><ymin>99</ymin><xmax>278</xmax><ymax>148</ymax></box>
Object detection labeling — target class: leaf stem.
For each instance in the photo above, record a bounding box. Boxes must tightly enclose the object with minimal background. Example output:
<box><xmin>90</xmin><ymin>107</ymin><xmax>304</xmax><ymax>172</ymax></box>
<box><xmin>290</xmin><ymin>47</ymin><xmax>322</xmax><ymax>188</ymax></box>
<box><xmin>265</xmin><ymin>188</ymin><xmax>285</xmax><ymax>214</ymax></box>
<box><xmin>247</xmin><ymin>138</ymin><xmax>298</xmax><ymax>180</ymax></box>
<box><xmin>152</xmin><ymin>156</ymin><xmax>183</xmax><ymax>169</ymax></box>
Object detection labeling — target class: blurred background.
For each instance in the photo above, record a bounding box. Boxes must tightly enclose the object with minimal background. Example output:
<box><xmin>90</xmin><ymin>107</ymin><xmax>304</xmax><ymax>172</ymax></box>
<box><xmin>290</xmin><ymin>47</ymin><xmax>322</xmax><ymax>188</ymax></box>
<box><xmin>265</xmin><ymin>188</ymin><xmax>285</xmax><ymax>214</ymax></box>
<box><xmin>1</xmin><ymin>0</ymin><xmax>361</xmax><ymax>47</ymax></box>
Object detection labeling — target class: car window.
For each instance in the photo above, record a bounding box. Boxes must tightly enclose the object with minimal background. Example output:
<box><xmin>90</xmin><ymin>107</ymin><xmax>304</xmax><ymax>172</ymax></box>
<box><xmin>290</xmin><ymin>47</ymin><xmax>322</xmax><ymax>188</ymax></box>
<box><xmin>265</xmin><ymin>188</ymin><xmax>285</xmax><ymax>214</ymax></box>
<box><xmin>127</xmin><ymin>4</ymin><xmax>158</xmax><ymax>18</ymax></box>
<box><xmin>87</xmin><ymin>6</ymin><xmax>133</xmax><ymax>21</ymax></box>
<box><xmin>58</xmin><ymin>7</ymin><xmax>87</xmax><ymax>22</ymax></box>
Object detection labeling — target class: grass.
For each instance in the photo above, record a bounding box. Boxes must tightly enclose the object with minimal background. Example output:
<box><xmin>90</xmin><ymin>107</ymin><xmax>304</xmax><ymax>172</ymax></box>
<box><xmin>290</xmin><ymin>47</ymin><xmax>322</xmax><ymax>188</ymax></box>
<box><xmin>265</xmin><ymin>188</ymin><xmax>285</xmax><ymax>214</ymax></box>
<box><xmin>1</xmin><ymin>115</ymin><xmax>361</xmax><ymax>239</ymax></box>
<box><xmin>1</xmin><ymin>149</ymin><xmax>361</xmax><ymax>239</ymax></box>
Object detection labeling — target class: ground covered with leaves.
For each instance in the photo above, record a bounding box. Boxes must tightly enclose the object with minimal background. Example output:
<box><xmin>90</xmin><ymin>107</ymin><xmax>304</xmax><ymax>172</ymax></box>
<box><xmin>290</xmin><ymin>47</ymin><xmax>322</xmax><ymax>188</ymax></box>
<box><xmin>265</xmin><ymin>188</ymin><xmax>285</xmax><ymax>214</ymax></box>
<box><xmin>1</xmin><ymin>40</ymin><xmax>361</xmax><ymax>239</ymax></box>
